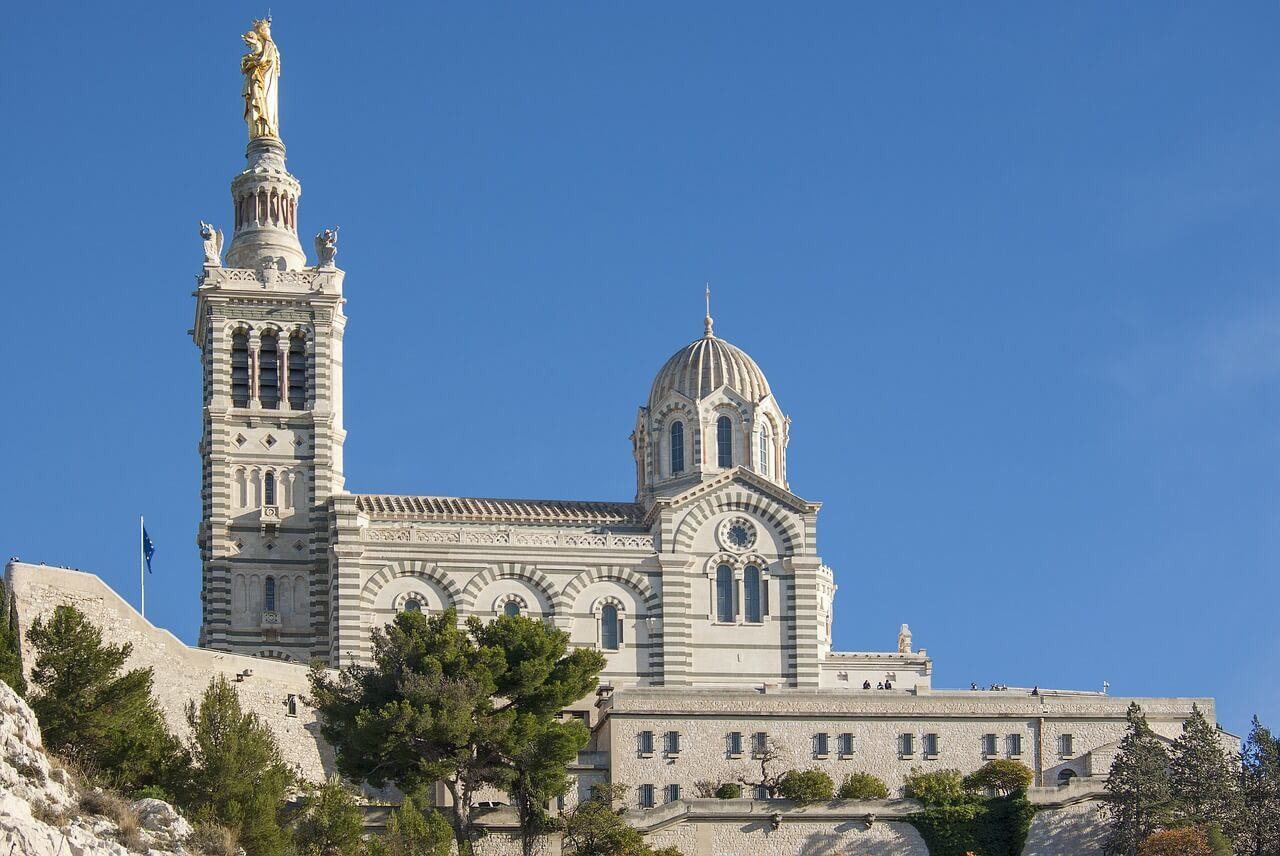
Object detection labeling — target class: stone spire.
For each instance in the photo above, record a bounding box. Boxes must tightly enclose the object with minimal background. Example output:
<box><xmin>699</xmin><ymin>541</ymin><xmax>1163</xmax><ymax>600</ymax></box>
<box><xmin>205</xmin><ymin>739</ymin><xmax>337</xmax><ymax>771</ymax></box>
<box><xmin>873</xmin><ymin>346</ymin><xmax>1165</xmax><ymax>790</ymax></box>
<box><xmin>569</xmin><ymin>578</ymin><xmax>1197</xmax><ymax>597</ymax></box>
<box><xmin>224</xmin><ymin>20</ymin><xmax>306</xmax><ymax>270</ymax></box>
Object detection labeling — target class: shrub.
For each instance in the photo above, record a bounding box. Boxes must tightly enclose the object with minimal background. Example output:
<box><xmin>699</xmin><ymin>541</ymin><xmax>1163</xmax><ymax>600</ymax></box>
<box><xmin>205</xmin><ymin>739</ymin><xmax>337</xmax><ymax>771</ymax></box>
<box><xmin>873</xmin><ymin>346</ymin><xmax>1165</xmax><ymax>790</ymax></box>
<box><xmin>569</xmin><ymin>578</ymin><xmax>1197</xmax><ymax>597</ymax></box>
<box><xmin>838</xmin><ymin>772</ymin><xmax>889</xmax><ymax>800</ymax></box>
<box><xmin>291</xmin><ymin>775</ymin><xmax>365</xmax><ymax>856</ymax></box>
<box><xmin>378</xmin><ymin>794</ymin><xmax>454</xmax><ymax>856</ymax></box>
<box><xmin>963</xmin><ymin>760</ymin><xmax>1033</xmax><ymax>795</ymax></box>
<box><xmin>907</xmin><ymin>792</ymin><xmax>1035</xmax><ymax>856</ymax></box>
<box><xmin>714</xmin><ymin>782</ymin><xmax>742</xmax><ymax>800</ymax></box>
<box><xmin>31</xmin><ymin>798</ymin><xmax>68</xmax><ymax>828</ymax></box>
<box><xmin>190</xmin><ymin>821</ymin><xmax>239</xmax><ymax>856</ymax></box>
<box><xmin>0</xmin><ymin>577</ymin><xmax>26</xmax><ymax>695</ymax></box>
<box><xmin>776</xmin><ymin>768</ymin><xmax>834</xmax><ymax>804</ymax></box>
<box><xmin>1138</xmin><ymin>827</ymin><xmax>1213</xmax><ymax>856</ymax></box>
<box><xmin>904</xmin><ymin>768</ymin><xmax>970</xmax><ymax>806</ymax></box>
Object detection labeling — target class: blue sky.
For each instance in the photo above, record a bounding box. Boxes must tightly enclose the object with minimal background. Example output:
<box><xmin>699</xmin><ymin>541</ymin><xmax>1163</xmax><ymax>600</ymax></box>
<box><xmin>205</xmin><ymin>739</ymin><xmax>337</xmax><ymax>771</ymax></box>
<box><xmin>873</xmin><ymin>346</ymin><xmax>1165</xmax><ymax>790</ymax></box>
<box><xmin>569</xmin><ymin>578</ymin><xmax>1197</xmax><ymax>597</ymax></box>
<box><xmin>1</xmin><ymin>4</ymin><xmax>1276</xmax><ymax>735</ymax></box>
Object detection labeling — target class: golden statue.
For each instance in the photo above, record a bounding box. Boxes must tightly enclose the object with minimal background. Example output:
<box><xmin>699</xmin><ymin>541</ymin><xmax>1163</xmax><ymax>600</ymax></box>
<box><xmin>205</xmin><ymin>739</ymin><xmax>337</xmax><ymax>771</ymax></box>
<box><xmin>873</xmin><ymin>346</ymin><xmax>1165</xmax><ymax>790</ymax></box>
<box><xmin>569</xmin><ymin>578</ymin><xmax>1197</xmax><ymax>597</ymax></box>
<box><xmin>241</xmin><ymin>18</ymin><xmax>281</xmax><ymax>139</ymax></box>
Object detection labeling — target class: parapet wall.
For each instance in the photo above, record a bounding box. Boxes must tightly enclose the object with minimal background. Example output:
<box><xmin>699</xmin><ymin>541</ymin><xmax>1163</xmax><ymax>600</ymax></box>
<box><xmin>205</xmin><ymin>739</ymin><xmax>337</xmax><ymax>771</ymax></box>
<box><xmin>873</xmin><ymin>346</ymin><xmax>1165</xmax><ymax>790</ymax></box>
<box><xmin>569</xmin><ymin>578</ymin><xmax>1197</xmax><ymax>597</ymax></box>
<box><xmin>4</xmin><ymin>562</ymin><xmax>332</xmax><ymax>782</ymax></box>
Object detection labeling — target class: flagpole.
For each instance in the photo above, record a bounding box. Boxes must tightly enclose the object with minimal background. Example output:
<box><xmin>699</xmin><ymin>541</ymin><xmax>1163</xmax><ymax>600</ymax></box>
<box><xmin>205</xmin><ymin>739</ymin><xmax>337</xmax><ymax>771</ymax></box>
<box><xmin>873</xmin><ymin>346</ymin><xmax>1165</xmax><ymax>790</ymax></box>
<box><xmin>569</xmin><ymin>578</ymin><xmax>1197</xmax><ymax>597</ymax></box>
<box><xmin>139</xmin><ymin>515</ymin><xmax>145</xmax><ymax>618</ymax></box>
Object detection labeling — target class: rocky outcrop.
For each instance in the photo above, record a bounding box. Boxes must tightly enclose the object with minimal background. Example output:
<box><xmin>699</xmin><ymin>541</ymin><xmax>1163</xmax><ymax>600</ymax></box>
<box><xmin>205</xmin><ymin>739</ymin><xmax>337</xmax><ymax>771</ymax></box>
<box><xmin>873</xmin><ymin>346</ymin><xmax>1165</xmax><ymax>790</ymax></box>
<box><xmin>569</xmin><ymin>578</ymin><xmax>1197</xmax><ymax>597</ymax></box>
<box><xmin>0</xmin><ymin>680</ymin><xmax>199</xmax><ymax>855</ymax></box>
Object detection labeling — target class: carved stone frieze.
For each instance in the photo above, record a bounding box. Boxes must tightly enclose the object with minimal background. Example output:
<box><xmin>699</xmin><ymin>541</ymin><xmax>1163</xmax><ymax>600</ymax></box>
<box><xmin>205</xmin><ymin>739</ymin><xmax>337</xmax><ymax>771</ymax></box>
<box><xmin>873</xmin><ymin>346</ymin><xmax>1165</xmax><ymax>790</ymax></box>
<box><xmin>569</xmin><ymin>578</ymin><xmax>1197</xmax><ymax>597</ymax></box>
<box><xmin>364</xmin><ymin>526</ymin><xmax>654</xmax><ymax>551</ymax></box>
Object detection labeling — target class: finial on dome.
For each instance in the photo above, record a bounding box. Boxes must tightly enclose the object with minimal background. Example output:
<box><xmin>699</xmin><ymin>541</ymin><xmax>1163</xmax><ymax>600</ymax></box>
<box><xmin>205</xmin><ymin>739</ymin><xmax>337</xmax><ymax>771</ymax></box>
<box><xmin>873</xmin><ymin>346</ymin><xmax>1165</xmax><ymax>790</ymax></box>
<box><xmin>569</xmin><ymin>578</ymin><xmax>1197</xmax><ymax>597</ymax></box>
<box><xmin>704</xmin><ymin>282</ymin><xmax>714</xmax><ymax>338</ymax></box>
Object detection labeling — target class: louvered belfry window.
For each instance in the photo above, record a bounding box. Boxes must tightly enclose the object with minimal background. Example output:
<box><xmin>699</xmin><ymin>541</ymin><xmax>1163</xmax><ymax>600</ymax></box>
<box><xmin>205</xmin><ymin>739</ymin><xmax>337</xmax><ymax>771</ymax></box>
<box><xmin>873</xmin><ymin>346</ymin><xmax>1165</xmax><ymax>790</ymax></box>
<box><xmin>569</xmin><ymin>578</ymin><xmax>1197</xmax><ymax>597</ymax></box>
<box><xmin>259</xmin><ymin>331</ymin><xmax>280</xmax><ymax>409</ymax></box>
<box><xmin>287</xmin><ymin>334</ymin><xmax>306</xmax><ymax>409</ymax></box>
<box><xmin>231</xmin><ymin>331</ymin><xmax>250</xmax><ymax>407</ymax></box>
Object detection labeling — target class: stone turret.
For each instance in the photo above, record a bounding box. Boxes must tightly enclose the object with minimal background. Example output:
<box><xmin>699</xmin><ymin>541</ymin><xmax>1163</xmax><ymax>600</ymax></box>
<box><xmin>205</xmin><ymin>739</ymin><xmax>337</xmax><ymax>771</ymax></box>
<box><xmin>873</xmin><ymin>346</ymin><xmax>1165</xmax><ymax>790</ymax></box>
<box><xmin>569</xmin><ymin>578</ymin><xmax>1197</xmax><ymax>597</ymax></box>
<box><xmin>224</xmin><ymin>136</ymin><xmax>306</xmax><ymax>270</ymax></box>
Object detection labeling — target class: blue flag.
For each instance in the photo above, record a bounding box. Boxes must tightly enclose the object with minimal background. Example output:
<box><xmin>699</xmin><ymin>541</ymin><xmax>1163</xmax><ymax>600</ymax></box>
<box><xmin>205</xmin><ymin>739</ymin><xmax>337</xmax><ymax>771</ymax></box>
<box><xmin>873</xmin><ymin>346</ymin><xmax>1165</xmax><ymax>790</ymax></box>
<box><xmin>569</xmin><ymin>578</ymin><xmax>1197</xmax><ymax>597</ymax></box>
<box><xmin>142</xmin><ymin>528</ymin><xmax>156</xmax><ymax>574</ymax></box>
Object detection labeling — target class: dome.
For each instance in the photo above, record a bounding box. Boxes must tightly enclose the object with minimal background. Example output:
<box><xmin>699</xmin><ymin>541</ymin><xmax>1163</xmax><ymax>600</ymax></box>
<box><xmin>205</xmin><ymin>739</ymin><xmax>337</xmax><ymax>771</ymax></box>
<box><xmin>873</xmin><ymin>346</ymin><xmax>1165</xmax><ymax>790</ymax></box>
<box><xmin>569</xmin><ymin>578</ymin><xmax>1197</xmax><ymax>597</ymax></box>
<box><xmin>648</xmin><ymin>317</ymin><xmax>771</xmax><ymax>409</ymax></box>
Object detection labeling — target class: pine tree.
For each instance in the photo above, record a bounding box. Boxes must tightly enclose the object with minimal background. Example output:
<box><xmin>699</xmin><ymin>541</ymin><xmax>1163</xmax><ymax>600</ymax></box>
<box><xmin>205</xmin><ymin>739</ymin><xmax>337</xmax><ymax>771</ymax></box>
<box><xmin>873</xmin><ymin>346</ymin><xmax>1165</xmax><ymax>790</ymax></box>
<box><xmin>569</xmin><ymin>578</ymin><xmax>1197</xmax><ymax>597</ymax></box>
<box><xmin>1236</xmin><ymin>717</ymin><xmax>1280</xmax><ymax>856</ymax></box>
<box><xmin>1103</xmin><ymin>703</ymin><xmax>1174</xmax><ymax>856</ymax></box>
<box><xmin>291</xmin><ymin>775</ymin><xmax>365</xmax><ymax>856</ymax></box>
<box><xmin>183</xmin><ymin>674</ymin><xmax>294</xmax><ymax>856</ymax></box>
<box><xmin>379</xmin><ymin>794</ymin><xmax>454</xmax><ymax>856</ymax></box>
<box><xmin>26</xmin><ymin>604</ymin><xmax>180</xmax><ymax>793</ymax></box>
<box><xmin>1168</xmin><ymin>704</ymin><xmax>1239</xmax><ymax>835</ymax></box>
<box><xmin>0</xmin><ymin>577</ymin><xmax>26</xmax><ymax>694</ymax></box>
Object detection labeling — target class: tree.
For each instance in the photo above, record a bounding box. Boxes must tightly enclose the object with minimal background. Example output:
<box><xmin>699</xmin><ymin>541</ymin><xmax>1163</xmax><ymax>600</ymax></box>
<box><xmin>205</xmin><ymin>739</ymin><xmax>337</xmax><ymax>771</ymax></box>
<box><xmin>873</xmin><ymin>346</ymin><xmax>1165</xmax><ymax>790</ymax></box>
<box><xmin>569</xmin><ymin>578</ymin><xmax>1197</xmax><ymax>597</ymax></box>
<box><xmin>291</xmin><ymin>775</ymin><xmax>365</xmax><ymax>856</ymax></box>
<box><xmin>837</xmin><ymin>772</ymin><xmax>889</xmax><ymax>800</ymax></box>
<box><xmin>1237</xmin><ymin>716</ymin><xmax>1280</xmax><ymax>856</ymax></box>
<box><xmin>1168</xmin><ymin>705</ymin><xmax>1238</xmax><ymax>835</ymax></box>
<box><xmin>1137</xmin><ymin>827</ymin><xmax>1212</xmax><ymax>856</ymax></box>
<box><xmin>735</xmin><ymin>737</ymin><xmax>789</xmax><ymax>798</ymax></box>
<box><xmin>963</xmin><ymin>760</ymin><xmax>1033</xmax><ymax>796</ymax></box>
<box><xmin>309</xmin><ymin>608</ymin><xmax>605</xmax><ymax>856</ymax></box>
<box><xmin>776</xmin><ymin>768</ymin><xmax>834</xmax><ymax>804</ymax></box>
<box><xmin>1102</xmin><ymin>703</ymin><xmax>1174</xmax><ymax>856</ymax></box>
<box><xmin>500</xmin><ymin>712</ymin><xmax>588</xmax><ymax>856</ymax></box>
<box><xmin>903</xmin><ymin>768</ymin><xmax>970</xmax><ymax>806</ymax></box>
<box><xmin>0</xmin><ymin>577</ymin><xmax>25</xmax><ymax>694</ymax></box>
<box><xmin>26</xmin><ymin>604</ymin><xmax>180</xmax><ymax>793</ymax></box>
<box><xmin>378</xmin><ymin>794</ymin><xmax>454</xmax><ymax>856</ymax></box>
<box><xmin>561</xmin><ymin>794</ymin><xmax>648</xmax><ymax>856</ymax></box>
<box><xmin>183</xmin><ymin>674</ymin><xmax>294</xmax><ymax>856</ymax></box>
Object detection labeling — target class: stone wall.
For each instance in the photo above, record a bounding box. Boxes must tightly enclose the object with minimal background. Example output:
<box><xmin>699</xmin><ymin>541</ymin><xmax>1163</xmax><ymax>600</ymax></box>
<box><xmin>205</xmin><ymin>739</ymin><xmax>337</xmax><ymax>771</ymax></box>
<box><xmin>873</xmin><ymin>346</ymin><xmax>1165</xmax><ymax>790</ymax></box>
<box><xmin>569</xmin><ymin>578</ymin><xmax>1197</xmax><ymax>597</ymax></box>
<box><xmin>5</xmin><ymin>562</ymin><xmax>332</xmax><ymax>782</ymax></box>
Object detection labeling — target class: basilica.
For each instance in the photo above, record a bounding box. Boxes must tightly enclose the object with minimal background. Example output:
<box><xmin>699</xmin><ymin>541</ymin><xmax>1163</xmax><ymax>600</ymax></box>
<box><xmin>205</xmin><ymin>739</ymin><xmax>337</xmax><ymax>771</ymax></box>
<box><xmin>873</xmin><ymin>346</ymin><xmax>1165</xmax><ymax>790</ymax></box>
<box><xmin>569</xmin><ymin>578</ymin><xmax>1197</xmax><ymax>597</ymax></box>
<box><xmin>5</xmin><ymin>25</ymin><xmax>1228</xmax><ymax>850</ymax></box>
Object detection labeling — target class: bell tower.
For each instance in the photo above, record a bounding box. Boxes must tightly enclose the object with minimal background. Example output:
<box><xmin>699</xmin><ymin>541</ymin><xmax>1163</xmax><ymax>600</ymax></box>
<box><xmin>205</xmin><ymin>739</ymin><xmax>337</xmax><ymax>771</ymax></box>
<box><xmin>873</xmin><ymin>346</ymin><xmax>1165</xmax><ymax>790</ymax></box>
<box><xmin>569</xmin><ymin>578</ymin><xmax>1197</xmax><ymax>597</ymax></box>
<box><xmin>192</xmin><ymin>20</ymin><xmax>346</xmax><ymax>663</ymax></box>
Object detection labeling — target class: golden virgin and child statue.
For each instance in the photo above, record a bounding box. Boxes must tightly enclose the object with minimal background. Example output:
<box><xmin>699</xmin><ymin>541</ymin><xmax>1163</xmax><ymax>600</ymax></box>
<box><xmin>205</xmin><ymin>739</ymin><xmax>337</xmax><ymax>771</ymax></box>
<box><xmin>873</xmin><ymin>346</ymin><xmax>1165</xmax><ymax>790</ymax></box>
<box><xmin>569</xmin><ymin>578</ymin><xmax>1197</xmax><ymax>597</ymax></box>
<box><xmin>241</xmin><ymin>17</ymin><xmax>281</xmax><ymax>139</ymax></box>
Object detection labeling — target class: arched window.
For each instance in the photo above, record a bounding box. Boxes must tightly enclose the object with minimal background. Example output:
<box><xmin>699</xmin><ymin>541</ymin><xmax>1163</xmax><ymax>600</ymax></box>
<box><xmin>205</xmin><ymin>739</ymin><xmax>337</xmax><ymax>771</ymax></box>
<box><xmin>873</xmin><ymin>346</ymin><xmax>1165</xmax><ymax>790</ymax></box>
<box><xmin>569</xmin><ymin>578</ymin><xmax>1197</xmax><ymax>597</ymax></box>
<box><xmin>259</xmin><ymin>330</ymin><xmax>280</xmax><ymax>409</ymax></box>
<box><xmin>264</xmin><ymin>576</ymin><xmax>276</xmax><ymax>612</ymax></box>
<box><xmin>717</xmin><ymin>416</ymin><xmax>733</xmax><ymax>468</ymax></box>
<box><xmin>716</xmin><ymin>564</ymin><xmax>734</xmax><ymax>623</ymax></box>
<box><xmin>744</xmin><ymin>565</ymin><xmax>762</xmax><ymax>623</ymax></box>
<box><xmin>503</xmin><ymin>601</ymin><xmax>521</xmax><ymax>618</ymax></box>
<box><xmin>601</xmin><ymin>604</ymin><xmax>619</xmax><ymax>651</ymax></box>
<box><xmin>404</xmin><ymin>598</ymin><xmax>422</xmax><ymax>613</ymax></box>
<box><xmin>1057</xmin><ymin>769</ymin><xmax>1077</xmax><ymax>785</ymax></box>
<box><xmin>287</xmin><ymin>333</ymin><xmax>307</xmax><ymax>410</ymax></box>
<box><xmin>758</xmin><ymin>424</ymin><xmax>771</xmax><ymax>476</ymax></box>
<box><xmin>231</xmin><ymin>330</ymin><xmax>250</xmax><ymax>407</ymax></box>
<box><xmin>263</xmin><ymin>471</ymin><xmax>276</xmax><ymax>506</ymax></box>
<box><xmin>669</xmin><ymin>421</ymin><xmax>685</xmax><ymax>475</ymax></box>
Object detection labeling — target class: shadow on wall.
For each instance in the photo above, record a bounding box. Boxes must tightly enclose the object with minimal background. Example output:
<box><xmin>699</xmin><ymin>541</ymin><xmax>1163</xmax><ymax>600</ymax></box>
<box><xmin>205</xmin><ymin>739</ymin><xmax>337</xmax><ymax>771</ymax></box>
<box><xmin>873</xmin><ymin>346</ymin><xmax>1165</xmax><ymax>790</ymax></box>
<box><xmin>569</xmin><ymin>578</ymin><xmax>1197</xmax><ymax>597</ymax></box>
<box><xmin>1022</xmin><ymin>802</ymin><xmax>1110</xmax><ymax>856</ymax></box>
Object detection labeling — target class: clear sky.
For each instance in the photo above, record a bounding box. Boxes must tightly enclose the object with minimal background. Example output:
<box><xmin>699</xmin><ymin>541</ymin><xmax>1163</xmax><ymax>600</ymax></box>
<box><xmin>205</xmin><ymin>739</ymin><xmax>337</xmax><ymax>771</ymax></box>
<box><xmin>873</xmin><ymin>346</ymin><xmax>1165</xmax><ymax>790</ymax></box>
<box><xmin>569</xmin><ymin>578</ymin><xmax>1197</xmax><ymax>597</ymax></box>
<box><xmin>1</xmin><ymin>4</ymin><xmax>1276</xmax><ymax>736</ymax></box>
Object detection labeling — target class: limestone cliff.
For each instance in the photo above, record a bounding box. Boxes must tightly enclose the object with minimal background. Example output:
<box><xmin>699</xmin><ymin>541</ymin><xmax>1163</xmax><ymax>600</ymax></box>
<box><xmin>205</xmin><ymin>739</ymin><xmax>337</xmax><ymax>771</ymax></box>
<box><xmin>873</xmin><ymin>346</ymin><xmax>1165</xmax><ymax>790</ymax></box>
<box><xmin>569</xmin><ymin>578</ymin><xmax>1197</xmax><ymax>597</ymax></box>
<box><xmin>0</xmin><ymin>681</ymin><xmax>200</xmax><ymax>855</ymax></box>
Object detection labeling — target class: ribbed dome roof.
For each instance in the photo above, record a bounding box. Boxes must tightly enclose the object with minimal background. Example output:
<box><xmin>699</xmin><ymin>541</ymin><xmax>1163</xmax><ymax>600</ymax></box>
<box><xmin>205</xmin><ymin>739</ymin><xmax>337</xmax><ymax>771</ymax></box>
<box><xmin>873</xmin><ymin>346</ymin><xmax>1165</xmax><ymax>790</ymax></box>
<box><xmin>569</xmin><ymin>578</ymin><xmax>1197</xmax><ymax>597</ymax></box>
<box><xmin>649</xmin><ymin>317</ymin><xmax>771</xmax><ymax>409</ymax></box>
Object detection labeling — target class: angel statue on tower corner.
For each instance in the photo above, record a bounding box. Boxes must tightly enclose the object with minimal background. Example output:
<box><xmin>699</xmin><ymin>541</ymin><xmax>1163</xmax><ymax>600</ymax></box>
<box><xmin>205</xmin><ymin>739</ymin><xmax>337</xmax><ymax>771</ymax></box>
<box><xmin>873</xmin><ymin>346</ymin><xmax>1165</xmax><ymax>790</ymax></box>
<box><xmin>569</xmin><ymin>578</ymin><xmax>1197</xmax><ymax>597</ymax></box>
<box><xmin>241</xmin><ymin>17</ymin><xmax>281</xmax><ymax>140</ymax></box>
<box><xmin>199</xmin><ymin>221</ymin><xmax>223</xmax><ymax>267</ymax></box>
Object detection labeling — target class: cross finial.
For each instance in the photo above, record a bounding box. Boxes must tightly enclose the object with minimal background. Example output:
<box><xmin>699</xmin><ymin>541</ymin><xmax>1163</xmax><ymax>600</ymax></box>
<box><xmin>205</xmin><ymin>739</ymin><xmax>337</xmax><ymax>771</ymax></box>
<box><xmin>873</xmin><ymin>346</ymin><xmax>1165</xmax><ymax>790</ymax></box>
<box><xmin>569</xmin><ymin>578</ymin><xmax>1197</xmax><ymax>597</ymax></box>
<box><xmin>704</xmin><ymin>282</ymin><xmax>714</xmax><ymax>337</ymax></box>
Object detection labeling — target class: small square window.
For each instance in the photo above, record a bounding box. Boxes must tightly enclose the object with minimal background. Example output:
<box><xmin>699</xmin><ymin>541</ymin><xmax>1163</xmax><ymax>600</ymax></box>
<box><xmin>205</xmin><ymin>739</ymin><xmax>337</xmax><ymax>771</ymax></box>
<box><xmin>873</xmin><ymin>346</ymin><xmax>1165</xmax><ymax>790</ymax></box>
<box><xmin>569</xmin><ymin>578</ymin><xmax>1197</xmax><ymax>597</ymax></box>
<box><xmin>1060</xmin><ymin>733</ymin><xmax>1074</xmax><ymax>756</ymax></box>
<box><xmin>752</xmin><ymin>731</ymin><xmax>769</xmax><ymax>756</ymax></box>
<box><xmin>838</xmin><ymin>733</ymin><xmax>854</xmax><ymax>756</ymax></box>
<box><xmin>1008</xmin><ymin>734</ymin><xmax>1023</xmax><ymax>757</ymax></box>
<box><xmin>639</xmin><ymin>784</ymin><xmax>655</xmax><ymax>809</ymax></box>
<box><xmin>664</xmin><ymin>730</ymin><xmax>681</xmax><ymax>755</ymax></box>
<box><xmin>664</xmin><ymin>784</ymin><xmax>681</xmax><ymax>804</ymax></box>
<box><xmin>923</xmin><ymin>733</ymin><xmax>939</xmax><ymax>756</ymax></box>
<box><xmin>286</xmin><ymin>694</ymin><xmax>298</xmax><ymax>717</ymax></box>
<box><xmin>727</xmin><ymin>731</ymin><xmax>743</xmax><ymax>756</ymax></box>
<box><xmin>638</xmin><ymin>730</ymin><xmax>654</xmax><ymax>756</ymax></box>
<box><xmin>813</xmin><ymin>732</ymin><xmax>830</xmax><ymax>758</ymax></box>
<box><xmin>982</xmin><ymin>733</ymin><xmax>998</xmax><ymax>756</ymax></box>
<box><xmin>900</xmin><ymin>733</ymin><xmax>915</xmax><ymax>756</ymax></box>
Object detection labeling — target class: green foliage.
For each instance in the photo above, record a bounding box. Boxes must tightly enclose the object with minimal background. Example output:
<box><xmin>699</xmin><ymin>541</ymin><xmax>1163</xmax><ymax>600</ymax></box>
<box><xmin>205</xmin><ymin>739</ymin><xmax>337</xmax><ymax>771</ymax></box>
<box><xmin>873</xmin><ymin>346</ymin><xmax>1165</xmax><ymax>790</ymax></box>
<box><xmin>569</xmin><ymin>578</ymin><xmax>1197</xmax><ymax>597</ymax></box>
<box><xmin>378</xmin><ymin>794</ymin><xmax>454</xmax><ymax>856</ymax></box>
<box><xmin>0</xmin><ymin>577</ymin><xmax>26</xmax><ymax>695</ymax></box>
<box><xmin>1169</xmin><ymin>705</ymin><xmax>1239</xmax><ymax>833</ymax></box>
<box><xmin>309</xmin><ymin>608</ymin><xmax>605</xmax><ymax>855</ymax></box>
<box><xmin>27</xmin><ymin>604</ymin><xmax>181</xmax><ymax>794</ymax></box>
<box><xmin>182</xmin><ymin>674</ymin><xmax>294</xmax><ymax>856</ymax></box>
<box><xmin>776</xmin><ymin>768</ymin><xmax>834</xmax><ymax>804</ymax></box>
<box><xmin>1103</xmin><ymin>703</ymin><xmax>1174</xmax><ymax>856</ymax></box>
<box><xmin>903</xmin><ymin>767</ymin><xmax>970</xmax><ymax>806</ymax></box>
<box><xmin>906</xmin><ymin>792</ymin><xmax>1035</xmax><ymax>856</ymax></box>
<box><xmin>291</xmin><ymin>775</ymin><xmax>365</xmax><ymax>856</ymax></box>
<box><xmin>837</xmin><ymin>772</ymin><xmax>889</xmax><ymax>800</ymax></box>
<box><xmin>561</xmin><ymin>796</ymin><xmax>648</xmax><ymax>856</ymax></box>
<box><xmin>963</xmin><ymin>759</ymin><xmax>1034</xmax><ymax>796</ymax></box>
<box><xmin>1236</xmin><ymin>716</ymin><xmax>1280</xmax><ymax>855</ymax></box>
<box><xmin>714</xmin><ymin>782</ymin><xmax>741</xmax><ymax>800</ymax></box>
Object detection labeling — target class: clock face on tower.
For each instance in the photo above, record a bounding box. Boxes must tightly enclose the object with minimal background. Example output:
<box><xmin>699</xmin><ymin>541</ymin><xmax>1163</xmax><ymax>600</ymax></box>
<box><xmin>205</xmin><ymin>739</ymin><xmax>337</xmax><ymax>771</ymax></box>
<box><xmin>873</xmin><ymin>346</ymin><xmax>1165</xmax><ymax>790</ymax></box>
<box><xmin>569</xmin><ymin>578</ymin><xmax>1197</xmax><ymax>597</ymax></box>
<box><xmin>717</xmin><ymin>516</ymin><xmax>758</xmax><ymax>553</ymax></box>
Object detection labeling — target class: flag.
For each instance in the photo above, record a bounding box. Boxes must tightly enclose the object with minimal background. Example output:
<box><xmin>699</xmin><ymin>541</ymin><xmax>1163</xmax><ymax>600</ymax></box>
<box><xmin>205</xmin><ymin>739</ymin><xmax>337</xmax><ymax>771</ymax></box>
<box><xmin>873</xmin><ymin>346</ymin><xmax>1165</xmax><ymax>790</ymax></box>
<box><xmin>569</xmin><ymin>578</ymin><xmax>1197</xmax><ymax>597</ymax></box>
<box><xmin>142</xmin><ymin>528</ymin><xmax>156</xmax><ymax>574</ymax></box>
